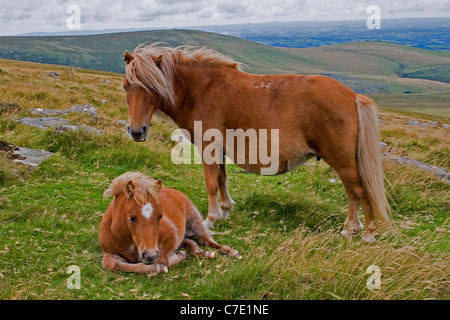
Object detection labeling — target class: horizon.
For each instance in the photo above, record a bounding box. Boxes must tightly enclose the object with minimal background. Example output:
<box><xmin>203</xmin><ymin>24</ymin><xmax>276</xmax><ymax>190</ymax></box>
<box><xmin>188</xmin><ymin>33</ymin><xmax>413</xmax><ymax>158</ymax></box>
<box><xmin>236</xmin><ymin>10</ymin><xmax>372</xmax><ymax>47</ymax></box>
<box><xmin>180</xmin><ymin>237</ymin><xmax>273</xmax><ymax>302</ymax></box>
<box><xmin>4</xmin><ymin>16</ymin><xmax>449</xmax><ymax>38</ymax></box>
<box><xmin>0</xmin><ymin>0</ymin><xmax>449</xmax><ymax>36</ymax></box>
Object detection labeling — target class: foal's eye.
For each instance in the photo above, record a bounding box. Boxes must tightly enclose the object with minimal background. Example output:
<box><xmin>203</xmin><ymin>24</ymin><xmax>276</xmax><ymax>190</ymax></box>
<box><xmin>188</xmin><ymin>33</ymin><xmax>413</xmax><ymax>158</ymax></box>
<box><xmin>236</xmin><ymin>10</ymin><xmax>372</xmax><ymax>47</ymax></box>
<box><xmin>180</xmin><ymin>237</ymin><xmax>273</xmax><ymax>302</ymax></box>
<box><xmin>129</xmin><ymin>216</ymin><xmax>136</xmax><ymax>223</ymax></box>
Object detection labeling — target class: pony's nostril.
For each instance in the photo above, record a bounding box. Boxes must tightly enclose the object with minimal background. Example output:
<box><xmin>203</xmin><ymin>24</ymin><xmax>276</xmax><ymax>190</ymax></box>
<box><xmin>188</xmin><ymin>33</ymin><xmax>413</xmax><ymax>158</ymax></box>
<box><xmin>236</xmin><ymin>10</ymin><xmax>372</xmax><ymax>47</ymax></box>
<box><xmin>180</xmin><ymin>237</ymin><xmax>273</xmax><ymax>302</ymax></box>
<box><xmin>142</xmin><ymin>126</ymin><xmax>147</xmax><ymax>134</ymax></box>
<box><xmin>127</xmin><ymin>126</ymin><xmax>131</xmax><ymax>133</ymax></box>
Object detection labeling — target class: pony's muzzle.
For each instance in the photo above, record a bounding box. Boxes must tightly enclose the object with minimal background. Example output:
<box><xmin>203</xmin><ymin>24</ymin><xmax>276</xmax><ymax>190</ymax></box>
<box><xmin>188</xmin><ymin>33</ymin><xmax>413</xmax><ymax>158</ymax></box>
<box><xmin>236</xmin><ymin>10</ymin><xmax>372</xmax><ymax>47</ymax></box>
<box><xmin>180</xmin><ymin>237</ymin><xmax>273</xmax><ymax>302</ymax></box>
<box><xmin>128</xmin><ymin>125</ymin><xmax>147</xmax><ymax>142</ymax></box>
<box><xmin>141</xmin><ymin>249</ymin><xmax>159</xmax><ymax>265</ymax></box>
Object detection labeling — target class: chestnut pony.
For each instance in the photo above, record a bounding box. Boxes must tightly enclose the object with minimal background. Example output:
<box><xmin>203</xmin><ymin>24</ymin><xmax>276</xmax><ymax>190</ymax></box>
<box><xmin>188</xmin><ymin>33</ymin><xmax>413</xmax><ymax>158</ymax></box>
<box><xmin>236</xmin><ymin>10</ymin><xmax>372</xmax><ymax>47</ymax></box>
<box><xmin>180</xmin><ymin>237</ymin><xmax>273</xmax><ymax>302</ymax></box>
<box><xmin>99</xmin><ymin>172</ymin><xmax>241</xmax><ymax>273</ymax></box>
<box><xmin>122</xmin><ymin>43</ymin><xmax>391</xmax><ymax>242</ymax></box>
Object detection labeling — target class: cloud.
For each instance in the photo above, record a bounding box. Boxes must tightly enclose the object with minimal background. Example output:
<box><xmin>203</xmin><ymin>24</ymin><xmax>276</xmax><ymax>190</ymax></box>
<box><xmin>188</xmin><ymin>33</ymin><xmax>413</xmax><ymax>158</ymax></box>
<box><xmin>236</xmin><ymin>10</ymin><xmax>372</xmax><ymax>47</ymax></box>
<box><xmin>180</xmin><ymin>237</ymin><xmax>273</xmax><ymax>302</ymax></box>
<box><xmin>0</xmin><ymin>0</ymin><xmax>448</xmax><ymax>35</ymax></box>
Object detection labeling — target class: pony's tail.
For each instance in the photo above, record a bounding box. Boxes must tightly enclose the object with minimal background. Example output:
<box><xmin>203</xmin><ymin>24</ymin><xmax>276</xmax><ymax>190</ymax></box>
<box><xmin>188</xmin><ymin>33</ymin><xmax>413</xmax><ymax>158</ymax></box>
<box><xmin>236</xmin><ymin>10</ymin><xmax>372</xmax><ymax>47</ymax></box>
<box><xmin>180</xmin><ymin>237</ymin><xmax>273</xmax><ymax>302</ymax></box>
<box><xmin>355</xmin><ymin>94</ymin><xmax>392</xmax><ymax>228</ymax></box>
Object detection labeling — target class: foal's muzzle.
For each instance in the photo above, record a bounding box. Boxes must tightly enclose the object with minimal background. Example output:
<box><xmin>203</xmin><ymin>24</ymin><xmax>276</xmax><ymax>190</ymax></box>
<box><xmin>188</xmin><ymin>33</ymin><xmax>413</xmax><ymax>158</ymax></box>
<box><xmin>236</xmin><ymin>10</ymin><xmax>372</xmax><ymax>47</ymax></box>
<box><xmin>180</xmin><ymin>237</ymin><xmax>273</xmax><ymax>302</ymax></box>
<box><xmin>128</xmin><ymin>125</ymin><xmax>147</xmax><ymax>142</ymax></box>
<box><xmin>141</xmin><ymin>250</ymin><xmax>159</xmax><ymax>265</ymax></box>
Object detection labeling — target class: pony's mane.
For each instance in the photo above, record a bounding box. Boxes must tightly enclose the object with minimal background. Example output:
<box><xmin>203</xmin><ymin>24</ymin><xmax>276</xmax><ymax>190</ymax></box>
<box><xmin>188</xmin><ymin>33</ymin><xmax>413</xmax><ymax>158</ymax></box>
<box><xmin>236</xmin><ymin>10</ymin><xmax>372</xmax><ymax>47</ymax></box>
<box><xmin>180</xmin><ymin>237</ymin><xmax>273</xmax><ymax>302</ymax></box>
<box><xmin>103</xmin><ymin>172</ymin><xmax>159</xmax><ymax>206</ymax></box>
<box><xmin>125</xmin><ymin>43</ymin><xmax>242</xmax><ymax>107</ymax></box>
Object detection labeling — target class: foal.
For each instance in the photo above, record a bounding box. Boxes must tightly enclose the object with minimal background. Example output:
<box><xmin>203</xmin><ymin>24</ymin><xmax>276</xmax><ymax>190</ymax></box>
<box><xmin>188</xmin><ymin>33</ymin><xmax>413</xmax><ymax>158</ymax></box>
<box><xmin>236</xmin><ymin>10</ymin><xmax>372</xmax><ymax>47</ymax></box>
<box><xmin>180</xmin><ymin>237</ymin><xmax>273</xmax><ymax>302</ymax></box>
<box><xmin>99</xmin><ymin>172</ymin><xmax>241</xmax><ymax>274</ymax></box>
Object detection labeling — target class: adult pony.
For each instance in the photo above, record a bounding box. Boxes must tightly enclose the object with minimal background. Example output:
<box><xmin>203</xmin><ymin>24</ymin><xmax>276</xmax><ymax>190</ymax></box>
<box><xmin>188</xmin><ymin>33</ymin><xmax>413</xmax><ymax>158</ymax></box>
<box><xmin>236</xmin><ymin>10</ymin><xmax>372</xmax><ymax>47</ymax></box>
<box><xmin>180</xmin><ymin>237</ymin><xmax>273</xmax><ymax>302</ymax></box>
<box><xmin>99</xmin><ymin>171</ymin><xmax>241</xmax><ymax>273</ymax></box>
<box><xmin>122</xmin><ymin>43</ymin><xmax>391</xmax><ymax>242</ymax></box>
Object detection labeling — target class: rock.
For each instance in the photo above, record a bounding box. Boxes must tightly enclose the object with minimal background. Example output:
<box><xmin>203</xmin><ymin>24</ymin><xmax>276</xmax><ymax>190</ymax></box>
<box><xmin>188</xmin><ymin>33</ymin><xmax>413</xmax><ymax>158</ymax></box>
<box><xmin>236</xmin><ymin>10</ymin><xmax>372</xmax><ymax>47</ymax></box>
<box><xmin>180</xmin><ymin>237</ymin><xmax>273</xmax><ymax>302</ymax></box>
<box><xmin>406</xmin><ymin>120</ymin><xmax>439</xmax><ymax>128</ymax></box>
<box><xmin>29</xmin><ymin>108</ymin><xmax>67</xmax><ymax>116</ymax></box>
<box><xmin>14</xmin><ymin>117</ymin><xmax>70</xmax><ymax>129</ymax></box>
<box><xmin>55</xmin><ymin>125</ymin><xmax>79</xmax><ymax>133</ymax></box>
<box><xmin>12</xmin><ymin>147</ymin><xmax>53</xmax><ymax>168</ymax></box>
<box><xmin>28</xmin><ymin>104</ymin><xmax>98</xmax><ymax>118</ymax></box>
<box><xmin>69</xmin><ymin>105</ymin><xmax>98</xmax><ymax>117</ymax></box>
<box><xmin>442</xmin><ymin>124</ymin><xmax>450</xmax><ymax>129</ymax></box>
<box><xmin>54</xmin><ymin>124</ymin><xmax>103</xmax><ymax>135</ymax></box>
<box><xmin>117</xmin><ymin>120</ymin><xmax>128</xmax><ymax>126</ymax></box>
<box><xmin>101</xmin><ymin>99</ymin><xmax>108</xmax><ymax>104</ymax></box>
<box><xmin>78</xmin><ymin>124</ymin><xmax>104</xmax><ymax>135</ymax></box>
<box><xmin>382</xmin><ymin>153</ymin><xmax>450</xmax><ymax>184</ymax></box>
<box><xmin>43</xmin><ymin>72</ymin><xmax>60</xmax><ymax>78</ymax></box>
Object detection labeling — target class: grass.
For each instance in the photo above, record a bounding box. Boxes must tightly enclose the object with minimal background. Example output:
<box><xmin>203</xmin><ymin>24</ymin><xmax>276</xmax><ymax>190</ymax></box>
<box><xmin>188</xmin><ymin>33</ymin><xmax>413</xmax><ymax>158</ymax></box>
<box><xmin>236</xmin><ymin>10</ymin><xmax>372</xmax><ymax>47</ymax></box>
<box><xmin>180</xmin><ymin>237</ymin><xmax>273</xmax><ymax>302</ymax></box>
<box><xmin>0</xmin><ymin>58</ymin><xmax>449</xmax><ymax>300</ymax></box>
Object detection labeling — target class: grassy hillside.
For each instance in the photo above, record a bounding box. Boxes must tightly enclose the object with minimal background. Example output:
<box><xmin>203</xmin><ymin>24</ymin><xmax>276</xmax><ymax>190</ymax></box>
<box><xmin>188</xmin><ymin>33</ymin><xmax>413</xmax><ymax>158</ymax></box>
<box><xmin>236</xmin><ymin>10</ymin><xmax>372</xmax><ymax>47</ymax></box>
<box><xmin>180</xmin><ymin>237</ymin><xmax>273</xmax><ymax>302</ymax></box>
<box><xmin>0</xmin><ymin>59</ymin><xmax>449</xmax><ymax>300</ymax></box>
<box><xmin>1</xmin><ymin>30</ymin><xmax>449</xmax><ymax>118</ymax></box>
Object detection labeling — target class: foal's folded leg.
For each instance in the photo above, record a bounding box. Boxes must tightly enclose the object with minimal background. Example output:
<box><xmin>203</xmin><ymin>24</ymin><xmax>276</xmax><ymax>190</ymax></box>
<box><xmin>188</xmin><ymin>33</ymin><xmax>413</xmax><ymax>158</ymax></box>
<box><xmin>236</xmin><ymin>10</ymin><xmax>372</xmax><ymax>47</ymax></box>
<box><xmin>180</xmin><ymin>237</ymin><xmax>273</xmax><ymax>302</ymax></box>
<box><xmin>159</xmin><ymin>251</ymin><xmax>187</xmax><ymax>268</ymax></box>
<box><xmin>182</xmin><ymin>238</ymin><xmax>215</xmax><ymax>258</ymax></box>
<box><xmin>102</xmin><ymin>253</ymin><xmax>168</xmax><ymax>274</ymax></box>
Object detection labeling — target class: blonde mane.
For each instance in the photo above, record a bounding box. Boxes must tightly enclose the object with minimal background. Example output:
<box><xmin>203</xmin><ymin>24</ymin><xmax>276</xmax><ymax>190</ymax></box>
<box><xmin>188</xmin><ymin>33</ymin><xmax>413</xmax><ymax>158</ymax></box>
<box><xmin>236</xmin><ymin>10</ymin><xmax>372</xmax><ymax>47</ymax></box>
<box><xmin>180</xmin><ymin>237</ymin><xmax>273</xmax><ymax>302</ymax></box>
<box><xmin>125</xmin><ymin>43</ymin><xmax>242</xmax><ymax>107</ymax></box>
<box><xmin>103</xmin><ymin>172</ymin><xmax>159</xmax><ymax>206</ymax></box>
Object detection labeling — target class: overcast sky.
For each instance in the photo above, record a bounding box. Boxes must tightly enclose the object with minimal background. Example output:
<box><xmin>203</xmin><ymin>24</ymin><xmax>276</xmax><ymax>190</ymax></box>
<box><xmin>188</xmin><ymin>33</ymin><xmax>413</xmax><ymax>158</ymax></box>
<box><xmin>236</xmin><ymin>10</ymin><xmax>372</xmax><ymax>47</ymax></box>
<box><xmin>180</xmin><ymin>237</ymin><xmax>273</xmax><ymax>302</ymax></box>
<box><xmin>0</xmin><ymin>0</ymin><xmax>449</xmax><ymax>36</ymax></box>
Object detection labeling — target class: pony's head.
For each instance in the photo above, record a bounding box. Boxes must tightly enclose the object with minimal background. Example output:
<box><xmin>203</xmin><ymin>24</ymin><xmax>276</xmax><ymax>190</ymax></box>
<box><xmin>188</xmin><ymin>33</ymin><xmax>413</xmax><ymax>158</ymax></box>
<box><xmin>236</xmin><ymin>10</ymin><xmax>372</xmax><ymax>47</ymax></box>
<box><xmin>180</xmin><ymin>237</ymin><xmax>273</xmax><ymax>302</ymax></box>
<box><xmin>123</xmin><ymin>45</ymin><xmax>175</xmax><ymax>142</ymax></box>
<box><xmin>123</xmin><ymin>43</ymin><xmax>241</xmax><ymax>142</ymax></box>
<box><xmin>104</xmin><ymin>172</ymin><xmax>163</xmax><ymax>264</ymax></box>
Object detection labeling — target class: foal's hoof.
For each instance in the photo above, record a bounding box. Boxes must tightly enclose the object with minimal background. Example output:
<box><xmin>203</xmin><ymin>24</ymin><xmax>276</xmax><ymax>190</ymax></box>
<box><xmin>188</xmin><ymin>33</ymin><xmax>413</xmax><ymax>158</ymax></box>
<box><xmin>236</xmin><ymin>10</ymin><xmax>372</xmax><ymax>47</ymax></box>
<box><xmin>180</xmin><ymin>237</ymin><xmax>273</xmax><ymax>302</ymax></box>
<box><xmin>176</xmin><ymin>251</ymin><xmax>188</xmax><ymax>260</ymax></box>
<box><xmin>158</xmin><ymin>264</ymin><xmax>168</xmax><ymax>273</ymax></box>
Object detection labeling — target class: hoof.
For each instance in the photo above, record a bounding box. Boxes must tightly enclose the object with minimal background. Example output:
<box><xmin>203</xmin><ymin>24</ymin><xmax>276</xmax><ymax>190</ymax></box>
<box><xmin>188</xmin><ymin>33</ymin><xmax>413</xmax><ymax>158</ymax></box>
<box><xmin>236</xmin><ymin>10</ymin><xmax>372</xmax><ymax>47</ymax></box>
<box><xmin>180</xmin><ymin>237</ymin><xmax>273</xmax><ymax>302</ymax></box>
<box><xmin>220</xmin><ymin>210</ymin><xmax>230</xmax><ymax>219</ymax></box>
<box><xmin>362</xmin><ymin>233</ymin><xmax>377</xmax><ymax>243</ymax></box>
<box><xmin>177</xmin><ymin>251</ymin><xmax>188</xmax><ymax>260</ymax></box>
<box><xmin>159</xmin><ymin>264</ymin><xmax>168</xmax><ymax>273</ymax></box>
<box><xmin>185</xmin><ymin>229</ymin><xmax>194</xmax><ymax>237</ymax></box>
<box><xmin>233</xmin><ymin>251</ymin><xmax>242</xmax><ymax>259</ymax></box>
<box><xmin>205</xmin><ymin>251</ymin><xmax>215</xmax><ymax>259</ymax></box>
<box><xmin>340</xmin><ymin>228</ymin><xmax>362</xmax><ymax>238</ymax></box>
<box><xmin>203</xmin><ymin>218</ymin><xmax>215</xmax><ymax>230</ymax></box>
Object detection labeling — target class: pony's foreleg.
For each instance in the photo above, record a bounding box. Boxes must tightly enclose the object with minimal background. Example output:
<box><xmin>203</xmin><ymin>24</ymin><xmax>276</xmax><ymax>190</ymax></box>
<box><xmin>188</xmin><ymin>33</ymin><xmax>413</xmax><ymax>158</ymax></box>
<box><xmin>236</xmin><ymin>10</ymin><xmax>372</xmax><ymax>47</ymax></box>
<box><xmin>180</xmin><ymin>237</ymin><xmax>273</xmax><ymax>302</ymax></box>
<box><xmin>203</xmin><ymin>163</ymin><xmax>224</xmax><ymax>228</ymax></box>
<box><xmin>218</xmin><ymin>163</ymin><xmax>235</xmax><ymax>216</ymax></box>
<box><xmin>102</xmin><ymin>253</ymin><xmax>167</xmax><ymax>274</ymax></box>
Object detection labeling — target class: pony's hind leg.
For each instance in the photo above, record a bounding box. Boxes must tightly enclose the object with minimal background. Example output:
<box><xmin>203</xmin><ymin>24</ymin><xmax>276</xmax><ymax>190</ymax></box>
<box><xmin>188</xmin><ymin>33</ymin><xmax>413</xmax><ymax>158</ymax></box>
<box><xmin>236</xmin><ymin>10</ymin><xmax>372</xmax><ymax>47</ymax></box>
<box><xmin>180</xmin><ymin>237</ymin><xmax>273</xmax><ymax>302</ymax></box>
<box><xmin>329</xmin><ymin>163</ymin><xmax>377</xmax><ymax>242</ymax></box>
<box><xmin>340</xmin><ymin>181</ymin><xmax>364</xmax><ymax>237</ymax></box>
<box><xmin>182</xmin><ymin>238</ymin><xmax>215</xmax><ymax>259</ymax></box>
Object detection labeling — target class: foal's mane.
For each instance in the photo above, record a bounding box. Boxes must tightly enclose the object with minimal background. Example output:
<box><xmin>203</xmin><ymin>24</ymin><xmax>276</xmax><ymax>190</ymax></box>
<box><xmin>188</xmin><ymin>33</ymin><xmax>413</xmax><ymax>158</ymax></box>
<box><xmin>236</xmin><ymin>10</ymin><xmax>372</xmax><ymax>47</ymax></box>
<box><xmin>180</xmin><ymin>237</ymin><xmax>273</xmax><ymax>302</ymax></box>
<box><xmin>125</xmin><ymin>43</ymin><xmax>242</xmax><ymax>107</ymax></box>
<box><xmin>103</xmin><ymin>172</ymin><xmax>159</xmax><ymax>206</ymax></box>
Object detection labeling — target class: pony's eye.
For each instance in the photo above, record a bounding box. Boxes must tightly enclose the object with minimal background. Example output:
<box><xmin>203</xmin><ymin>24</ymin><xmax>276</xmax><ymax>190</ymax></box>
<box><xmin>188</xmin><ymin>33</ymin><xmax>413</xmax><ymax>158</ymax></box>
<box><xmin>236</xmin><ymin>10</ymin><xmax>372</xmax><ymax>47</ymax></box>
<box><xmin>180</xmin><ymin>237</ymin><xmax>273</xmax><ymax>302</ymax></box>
<box><xmin>129</xmin><ymin>216</ymin><xmax>136</xmax><ymax>223</ymax></box>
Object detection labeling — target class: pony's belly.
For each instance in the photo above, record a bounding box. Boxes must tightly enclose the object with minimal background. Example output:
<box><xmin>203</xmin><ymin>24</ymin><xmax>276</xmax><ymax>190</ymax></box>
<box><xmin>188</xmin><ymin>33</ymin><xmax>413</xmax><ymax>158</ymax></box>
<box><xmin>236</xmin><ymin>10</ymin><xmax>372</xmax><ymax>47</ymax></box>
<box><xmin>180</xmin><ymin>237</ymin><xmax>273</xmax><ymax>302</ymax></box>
<box><xmin>233</xmin><ymin>152</ymin><xmax>315</xmax><ymax>175</ymax></box>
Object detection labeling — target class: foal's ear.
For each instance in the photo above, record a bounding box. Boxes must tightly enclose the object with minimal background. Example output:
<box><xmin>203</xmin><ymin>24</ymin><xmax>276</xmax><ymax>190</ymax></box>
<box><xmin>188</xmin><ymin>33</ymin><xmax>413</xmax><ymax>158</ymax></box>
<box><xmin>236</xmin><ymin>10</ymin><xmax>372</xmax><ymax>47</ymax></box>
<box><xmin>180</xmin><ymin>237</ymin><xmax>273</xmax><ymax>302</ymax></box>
<box><xmin>125</xmin><ymin>181</ymin><xmax>135</xmax><ymax>198</ymax></box>
<box><xmin>124</xmin><ymin>50</ymin><xmax>134</xmax><ymax>65</ymax></box>
<box><xmin>154</xmin><ymin>179</ymin><xmax>163</xmax><ymax>192</ymax></box>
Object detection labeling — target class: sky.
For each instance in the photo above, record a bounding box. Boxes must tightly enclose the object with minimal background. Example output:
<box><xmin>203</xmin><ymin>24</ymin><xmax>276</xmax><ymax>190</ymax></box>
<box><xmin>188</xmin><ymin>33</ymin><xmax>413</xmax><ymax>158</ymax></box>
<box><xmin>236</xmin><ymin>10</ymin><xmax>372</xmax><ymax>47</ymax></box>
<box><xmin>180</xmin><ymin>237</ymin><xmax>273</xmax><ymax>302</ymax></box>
<box><xmin>0</xmin><ymin>0</ymin><xmax>449</xmax><ymax>36</ymax></box>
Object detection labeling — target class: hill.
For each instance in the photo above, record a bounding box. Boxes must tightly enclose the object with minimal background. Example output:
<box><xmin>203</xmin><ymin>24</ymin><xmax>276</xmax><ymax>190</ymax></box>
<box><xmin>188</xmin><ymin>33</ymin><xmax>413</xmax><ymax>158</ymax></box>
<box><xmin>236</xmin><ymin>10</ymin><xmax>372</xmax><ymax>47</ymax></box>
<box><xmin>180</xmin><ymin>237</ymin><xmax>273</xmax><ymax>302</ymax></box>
<box><xmin>0</xmin><ymin>29</ymin><xmax>449</xmax><ymax>117</ymax></box>
<box><xmin>0</xmin><ymin>58</ymin><xmax>448</xmax><ymax>300</ymax></box>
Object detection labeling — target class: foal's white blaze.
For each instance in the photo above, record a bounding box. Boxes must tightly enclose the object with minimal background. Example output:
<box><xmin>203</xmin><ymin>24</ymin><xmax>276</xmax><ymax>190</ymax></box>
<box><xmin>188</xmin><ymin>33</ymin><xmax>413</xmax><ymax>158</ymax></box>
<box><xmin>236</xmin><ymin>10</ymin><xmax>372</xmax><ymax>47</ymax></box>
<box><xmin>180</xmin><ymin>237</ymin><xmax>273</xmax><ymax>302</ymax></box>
<box><xmin>141</xmin><ymin>203</ymin><xmax>154</xmax><ymax>219</ymax></box>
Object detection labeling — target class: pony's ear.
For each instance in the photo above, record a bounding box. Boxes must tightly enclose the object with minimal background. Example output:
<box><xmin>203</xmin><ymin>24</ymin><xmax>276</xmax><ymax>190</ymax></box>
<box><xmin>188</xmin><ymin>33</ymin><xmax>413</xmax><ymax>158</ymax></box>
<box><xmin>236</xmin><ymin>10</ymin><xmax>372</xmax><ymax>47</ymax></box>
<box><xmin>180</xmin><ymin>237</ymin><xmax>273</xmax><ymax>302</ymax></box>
<box><xmin>125</xmin><ymin>181</ymin><xmax>135</xmax><ymax>198</ymax></box>
<box><xmin>154</xmin><ymin>179</ymin><xmax>163</xmax><ymax>193</ymax></box>
<box><xmin>124</xmin><ymin>50</ymin><xmax>134</xmax><ymax>65</ymax></box>
<box><xmin>153</xmin><ymin>55</ymin><xmax>163</xmax><ymax>68</ymax></box>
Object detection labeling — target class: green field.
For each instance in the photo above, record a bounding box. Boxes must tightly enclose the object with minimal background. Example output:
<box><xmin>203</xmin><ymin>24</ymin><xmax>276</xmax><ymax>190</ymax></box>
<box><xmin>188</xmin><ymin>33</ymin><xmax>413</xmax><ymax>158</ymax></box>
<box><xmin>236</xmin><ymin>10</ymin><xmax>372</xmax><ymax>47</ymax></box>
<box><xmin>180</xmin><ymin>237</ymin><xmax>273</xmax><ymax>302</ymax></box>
<box><xmin>1</xmin><ymin>30</ymin><xmax>449</xmax><ymax>118</ymax></box>
<box><xmin>0</xmin><ymin>58</ymin><xmax>449</xmax><ymax>300</ymax></box>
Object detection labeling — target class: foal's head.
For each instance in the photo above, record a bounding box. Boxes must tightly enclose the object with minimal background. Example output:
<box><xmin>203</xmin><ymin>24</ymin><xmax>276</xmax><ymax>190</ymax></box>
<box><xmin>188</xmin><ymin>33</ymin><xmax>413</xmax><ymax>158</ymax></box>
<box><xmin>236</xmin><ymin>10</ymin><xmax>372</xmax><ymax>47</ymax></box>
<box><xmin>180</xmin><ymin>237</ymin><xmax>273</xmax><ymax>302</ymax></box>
<box><xmin>104</xmin><ymin>172</ymin><xmax>164</xmax><ymax>264</ymax></box>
